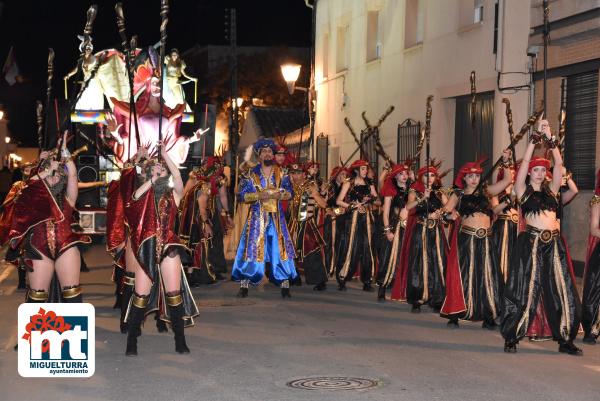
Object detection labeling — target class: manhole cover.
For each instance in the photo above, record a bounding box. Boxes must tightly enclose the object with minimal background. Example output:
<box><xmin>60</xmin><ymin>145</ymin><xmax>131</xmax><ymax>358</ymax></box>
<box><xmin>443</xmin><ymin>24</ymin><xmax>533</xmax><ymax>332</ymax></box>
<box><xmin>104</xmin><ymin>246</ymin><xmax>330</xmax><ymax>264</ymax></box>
<box><xmin>286</xmin><ymin>377</ymin><xmax>380</xmax><ymax>391</ymax></box>
<box><xmin>198</xmin><ymin>299</ymin><xmax>257</xmax><ymax>307</ymax></box>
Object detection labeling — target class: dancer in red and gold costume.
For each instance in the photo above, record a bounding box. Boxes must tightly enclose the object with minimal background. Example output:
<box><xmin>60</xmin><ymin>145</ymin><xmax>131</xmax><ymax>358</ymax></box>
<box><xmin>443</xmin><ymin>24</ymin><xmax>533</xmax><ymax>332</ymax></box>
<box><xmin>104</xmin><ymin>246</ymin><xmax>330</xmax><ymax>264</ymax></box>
<box><xmin>123</xmin><ymin>145</ymin><xmax>199</xmax><ymax>356</ymax></box>
<box><xmin>179</xmin><ymin>156</ymin><xmax>231</xmax><ymax>285</ymax></box>
<box><xmin>287</xmin><ymin>161</ymin><xmax>329</xmax><ymax>291</ymax></box>
<box><xmin>5</xmin><ymin>135</ymin><xmax>91</xmax><ymax>304</ymax></box>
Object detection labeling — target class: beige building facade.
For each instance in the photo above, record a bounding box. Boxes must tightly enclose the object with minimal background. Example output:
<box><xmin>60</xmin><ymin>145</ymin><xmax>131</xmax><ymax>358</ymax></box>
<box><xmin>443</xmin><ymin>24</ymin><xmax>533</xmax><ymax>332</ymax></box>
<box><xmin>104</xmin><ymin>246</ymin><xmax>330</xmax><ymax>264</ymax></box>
<box><xmin>313</xmin><ymin>0</ymin><xmax>600</xmax><ymax>266</ymax></box>
<box><xmin>314</xmin><ymin>0</ymin><xmax>532</xmax><ymax>174</ymax></box>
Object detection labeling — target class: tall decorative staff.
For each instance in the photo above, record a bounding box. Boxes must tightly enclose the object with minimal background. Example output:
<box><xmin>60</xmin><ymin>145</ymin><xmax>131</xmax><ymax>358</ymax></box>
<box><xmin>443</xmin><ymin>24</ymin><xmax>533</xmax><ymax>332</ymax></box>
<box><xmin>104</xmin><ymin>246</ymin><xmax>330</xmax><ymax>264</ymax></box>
<box><xmin>36</xmin><ymin>101</ymin><xmax>44</xmax><ymax>154</ymax></box>
<box><xmin>115</xmin><ymin>3</ymin><xmax>141</xmax><ymax>158</ymax></box>
<box><xmin>474</xmin><ymin>109</ymin><xmax>544</xmax><ymax>193</ymax></box>
<box><xmin>424</xmin><ymin>95</ymin><xmax>433</xmax><ymax>216</ymax></box>
<box><xmin>43</xmin><ymin>49</ymin><xmax>54</xmax><ymax>150</ymax></box>
<box><xmin>542</xmin><ymin>0</ymin><xmax>550</xmax><ymax>113</ymax></box>
<box><xmin>558</xmin><ymin>78</ymin><xmax>567</xmax><ymax>158</ymax></box>
<box><xmin>157</xmin><ymin>0</ymin><xmax>170</xmax><ymax>147</ymax></box>
<box><xmin>501</xmin><ymin>98</ymin><xmax>518</xmax><ymax>166</ymax></box>
<box><xmin>470</xmin><ymin>71</ymin><xmax>478</xmax><ymax>159</ymax></box>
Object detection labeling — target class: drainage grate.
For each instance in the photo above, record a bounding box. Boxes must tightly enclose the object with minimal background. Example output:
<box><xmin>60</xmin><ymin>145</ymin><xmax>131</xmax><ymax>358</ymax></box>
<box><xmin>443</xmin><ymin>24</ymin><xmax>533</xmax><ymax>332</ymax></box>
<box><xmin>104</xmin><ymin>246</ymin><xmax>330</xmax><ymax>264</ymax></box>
<box><xmin>286</xmin><ymin>377</ymin><xmax>380</xmax><ymax>391</ymax></box>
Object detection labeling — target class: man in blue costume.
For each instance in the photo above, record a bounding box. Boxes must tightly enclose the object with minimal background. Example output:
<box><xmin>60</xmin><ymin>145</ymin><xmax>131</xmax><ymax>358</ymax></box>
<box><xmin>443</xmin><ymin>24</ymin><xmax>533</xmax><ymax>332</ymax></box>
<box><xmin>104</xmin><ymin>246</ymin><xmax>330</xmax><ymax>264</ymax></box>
<box><xmin>232</xmin><ymin>138</ymin><xmax>298</xmax><ymax>298</ymax></box>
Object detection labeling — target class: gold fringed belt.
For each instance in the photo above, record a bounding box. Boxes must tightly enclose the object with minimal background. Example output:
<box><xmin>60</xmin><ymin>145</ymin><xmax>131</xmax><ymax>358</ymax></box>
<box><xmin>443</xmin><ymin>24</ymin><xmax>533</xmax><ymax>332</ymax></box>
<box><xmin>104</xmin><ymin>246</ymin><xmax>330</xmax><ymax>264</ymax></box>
<box><xmin>417</xmin><ymin>218</ymin><xmax>439</xmax><ymax>229</ymax></box>
<box><xmin>525</xmin><ymin>225</ymin><xmax>559</xmax><ymax>243</ymax></box>
<box><xmin>497</xmin><ymin>214</ymin><xmax>519</xmax><ymax>224</ymax></box>
<box><xmin>459</xmin><ymin>225</ymin><xmax>492</xmax><ymax>238</ymax></box>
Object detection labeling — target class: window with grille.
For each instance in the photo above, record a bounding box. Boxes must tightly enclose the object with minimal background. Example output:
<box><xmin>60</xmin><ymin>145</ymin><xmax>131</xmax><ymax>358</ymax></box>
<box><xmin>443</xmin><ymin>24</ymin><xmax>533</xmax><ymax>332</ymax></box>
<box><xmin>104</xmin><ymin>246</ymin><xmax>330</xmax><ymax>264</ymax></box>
<box><xmin>397</xmin><ymin>119</ymin><xmax>421</xmax><ymax>169</ymax></box>
<box><xmin>565</xmin><ymin>71</ymin><xmax>599</xmax><ymax>190</ymax></box>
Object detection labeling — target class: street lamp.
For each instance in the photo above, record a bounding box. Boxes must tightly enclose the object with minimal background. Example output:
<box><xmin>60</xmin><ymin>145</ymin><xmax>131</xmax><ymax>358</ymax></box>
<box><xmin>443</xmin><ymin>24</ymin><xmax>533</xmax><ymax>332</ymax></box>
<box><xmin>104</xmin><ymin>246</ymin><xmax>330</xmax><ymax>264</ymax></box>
<box><xmin>281</xmin><ymin>63</ymin><xmax>305</xmax><ymax>95</ymax></box>
<box><xmin>5</xmin><ymin>136</ymin><xmax>10</xmax><ymax>144</ymax></box>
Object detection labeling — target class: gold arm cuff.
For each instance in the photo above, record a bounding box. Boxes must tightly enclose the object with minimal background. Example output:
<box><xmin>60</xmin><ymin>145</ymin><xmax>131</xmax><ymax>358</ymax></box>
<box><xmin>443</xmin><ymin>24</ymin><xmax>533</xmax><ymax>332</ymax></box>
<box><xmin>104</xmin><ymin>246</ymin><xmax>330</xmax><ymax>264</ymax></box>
<box><xmin>61</xmin><ymin>286</ymin><xmax>82</xmax><ymax>299</ymax></box>
<box><xmin>28</xmin><ymin>289</ymin><xmax>49</xmax><ymax>302</ymax></box>
<box><xmin>244</xmin><ymin>192</ymin><xmax>259</xmax><ymax>203</ymax></box>
<box><xmin>166</xmin><ymin>293</ymin><xmax>183</xmax><ymax>306</ymax></box>
<box><xmin>280</xmin><ymin>191</ymin><xmax>291</xmax><ymax>201</ymax></box>
<box><xmin>132</xmin><ymin>294</ymin><xmax>149</xmax><ymax>308</ymax></box>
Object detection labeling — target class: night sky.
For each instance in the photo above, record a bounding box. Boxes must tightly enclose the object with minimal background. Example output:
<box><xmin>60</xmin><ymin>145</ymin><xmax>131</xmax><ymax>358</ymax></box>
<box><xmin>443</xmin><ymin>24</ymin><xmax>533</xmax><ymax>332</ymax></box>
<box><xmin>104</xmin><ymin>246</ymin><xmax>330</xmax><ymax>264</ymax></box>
<box><xmin>0</xmin><ymin>0</ymin><xmax>312</xmax><ymax>146</ymax></box>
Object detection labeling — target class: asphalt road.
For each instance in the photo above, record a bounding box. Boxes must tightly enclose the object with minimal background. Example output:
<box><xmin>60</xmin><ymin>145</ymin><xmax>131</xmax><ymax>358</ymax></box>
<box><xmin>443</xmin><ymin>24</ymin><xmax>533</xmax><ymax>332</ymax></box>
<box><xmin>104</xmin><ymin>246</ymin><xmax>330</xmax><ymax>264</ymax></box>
<box><xmin>0</xmin><ymin>245</ymin><xmax>599</xmax><ymax>401</ymax></box>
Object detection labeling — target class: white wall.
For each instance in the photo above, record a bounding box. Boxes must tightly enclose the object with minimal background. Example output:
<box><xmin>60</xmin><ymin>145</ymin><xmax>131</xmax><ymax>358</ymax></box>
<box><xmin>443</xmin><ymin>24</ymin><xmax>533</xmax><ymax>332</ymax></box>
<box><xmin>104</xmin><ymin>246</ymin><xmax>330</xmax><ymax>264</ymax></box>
<box><xmin>314</xmin><ymin>0</ymin><xmax>532</xmax><ymax>180</ymax></box>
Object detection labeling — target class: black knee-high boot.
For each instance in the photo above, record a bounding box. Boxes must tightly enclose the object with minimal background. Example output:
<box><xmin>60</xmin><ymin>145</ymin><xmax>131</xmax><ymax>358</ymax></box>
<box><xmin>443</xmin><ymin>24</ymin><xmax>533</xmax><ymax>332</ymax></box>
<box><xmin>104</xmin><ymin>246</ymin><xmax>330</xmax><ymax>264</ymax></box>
<box><xmin>120</xmin><ymin>272</ymin><xmax>135</xmax><ymax>333</ymax></box>
<box><xmin>62</xmin><ymin>285</ymin><xmax>83</xmax><ymax>303</ymax></box>
<box><xmin>113</xmin><ymin>267</ymin><xmax>124</xmax><ymax>309</ymax></box>
<box><xmin>126</xmin><ymin>293</ymin><xmax>148</xmax><ymax>356</ymax></box>
<box><xmin>17</xmin><ymin>266</ymin><xmax>27</xmax><ymax>290</ymax></box>
<box><xmin>155</xmin><ymin>311</ymin><xmax>168</xmax><ymax>333</ymax></box>
<box><xmin>166</xmin><ymin>292</ymin><xmax>190</xmax><ymax>354</ymax></box>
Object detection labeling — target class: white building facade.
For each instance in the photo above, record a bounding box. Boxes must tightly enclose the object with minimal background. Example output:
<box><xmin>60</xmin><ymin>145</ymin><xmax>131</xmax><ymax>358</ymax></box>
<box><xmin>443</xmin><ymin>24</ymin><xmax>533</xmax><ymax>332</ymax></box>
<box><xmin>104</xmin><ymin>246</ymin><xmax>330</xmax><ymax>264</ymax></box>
<box><xmin>314</xmin><ymin>0</ymin><xmax>532</xmax><ymax>176</ymax></box>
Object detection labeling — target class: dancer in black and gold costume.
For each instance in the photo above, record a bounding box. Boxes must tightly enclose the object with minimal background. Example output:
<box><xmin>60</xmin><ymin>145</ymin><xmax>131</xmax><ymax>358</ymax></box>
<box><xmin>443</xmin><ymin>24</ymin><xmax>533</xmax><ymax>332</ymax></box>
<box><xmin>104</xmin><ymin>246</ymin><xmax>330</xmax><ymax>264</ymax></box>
<box><xmin>376</xmin><ymin>163</ymin><xmax>412</xmax><ymax>302</ymax></box>
<box><xmin>335</xmin><ymin>160</ymin><xmax>378</xmax><ymax>292</ymax></box>
<box><xmin>501</xmin><ymin>120</ymin><xmax>582</xmax><ymax>355</ymax></box>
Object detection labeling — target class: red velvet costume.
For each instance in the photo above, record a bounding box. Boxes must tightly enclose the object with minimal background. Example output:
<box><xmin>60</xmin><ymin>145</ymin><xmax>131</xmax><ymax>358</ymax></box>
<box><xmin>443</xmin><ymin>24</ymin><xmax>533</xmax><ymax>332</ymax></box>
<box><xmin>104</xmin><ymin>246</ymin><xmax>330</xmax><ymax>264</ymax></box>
<box><xmin>124</xmin><ymin>184</ymin><xmax>198</xmax><ymax>325</ymax></box>
<box><xmin>7</xmin><ymin>178</ymin><xmax>90</xmax><ymax>265</ymax></box>
<box><xmin>0</xmin><ymin>180</ymin><xmax>27</xmax><ymax>247</ymax></box>
<box><xmin>106</xmin><ymin>166</ymin><xmax>137</xmax><ymax>268</ymax></box>
<box><xmin>125</xmin><ymin>186</ymin><xmax>187</xmax><ymax>280</ymax></box>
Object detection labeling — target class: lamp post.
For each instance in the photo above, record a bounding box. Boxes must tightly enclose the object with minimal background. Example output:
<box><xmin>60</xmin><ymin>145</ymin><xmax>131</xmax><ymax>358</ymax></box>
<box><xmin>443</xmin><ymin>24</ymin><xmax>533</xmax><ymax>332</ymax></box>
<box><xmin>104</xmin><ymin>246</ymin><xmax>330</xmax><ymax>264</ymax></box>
<box><xmin>280</xmin><ymin>63</ymin><xmax>315</xmax><ymax>160</ymax></box>
<box><xmin>281</xmin><ymin>63</ymin><xmax>303</xmax><ymax>95</ymax></box>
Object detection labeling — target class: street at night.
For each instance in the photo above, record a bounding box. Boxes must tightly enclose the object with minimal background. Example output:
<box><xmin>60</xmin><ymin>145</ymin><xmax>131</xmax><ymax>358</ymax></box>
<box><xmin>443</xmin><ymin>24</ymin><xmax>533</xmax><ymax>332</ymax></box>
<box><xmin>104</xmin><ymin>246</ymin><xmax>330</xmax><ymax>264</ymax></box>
<box><xmin>1</xmin><ymin>0</ymin><xmax>600</xmax><ymax>399</ymax></box>
<box><xmin>1</xmin><ymin>246</ymin><xmax>600</xmax><ymax>401</ymax></box>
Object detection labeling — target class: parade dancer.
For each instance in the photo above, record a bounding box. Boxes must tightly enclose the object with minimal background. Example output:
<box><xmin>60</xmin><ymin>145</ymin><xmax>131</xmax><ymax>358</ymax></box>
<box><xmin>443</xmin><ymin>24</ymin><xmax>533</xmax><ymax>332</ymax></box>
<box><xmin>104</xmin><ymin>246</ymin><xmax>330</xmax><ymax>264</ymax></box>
<box><xmin>442</xmin><ymin>152</ymin><xmax>512</xmax><ymax>328</ymax></box>
<box><xmin>203</xmin><ymin>156</ymin><xmax>232</xmax><ymax>281</ymax></box>
<box><xmin>323</xmin><ymin>166</ymin><xmax>348</xmax><ymax>278</ymax></box>
<box><xmin>501</xmin><ymin>120</ymin><xmax>582</xmax><ymax>355</ymax></box>
<box><xmin>6</xmin><ymin>135</ymin><xmax>91</xmax><ymax>304</ymax></box>
<box><xmin>231</xmin><ymin>138</ymin><xmax>297</xmax><ymax>298</ymax></box>
<box><xmin>178</xmin><ymin>167</ymin><xmax>215</xmax><ymax>286</ymax></box>
<box><xmin>335</xmin><ymin>160</ymin><xmax>378</xmax><ymax>292</ymax></box>
<box><xmin>0</xmin><ymin>161</ymin><xmax>35</xmax><ymax>291</ymax></box>
<box><xmin>393</xmin><ymin>164</ymin><xmax>447</xmax><ymax>311</ymax></box>
<box><xmin>582</xmin><ymin>169</ymin><xmax>600</xmax><ymax>344</ymax></box>
<box><xmin>123</xmin><ymin>145</ymin><xmax>199</xmax><ymax>356</ymax></box>
<box><xmin>376</xmin><ymin>163</ymin><xmax>412</xmax><ymax>301</ymax></box>
<box><xmin>526</xmin><ymin>166</ymin><xmax>579</xmax><ymax>341</ymax></box>
<box><xmin>288</xmin><ymin>161</ymin><xmax>329</xmax><ymax>291</ymax></box>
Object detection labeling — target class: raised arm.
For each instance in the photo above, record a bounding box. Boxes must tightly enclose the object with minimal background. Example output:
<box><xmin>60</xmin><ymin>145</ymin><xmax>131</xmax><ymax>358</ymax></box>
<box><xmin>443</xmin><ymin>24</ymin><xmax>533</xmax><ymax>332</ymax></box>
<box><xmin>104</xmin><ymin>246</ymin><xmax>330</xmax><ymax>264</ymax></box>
<box><xmin>515</xmin><ymin>141</ymin><xmax>536</xmax><ymax>199</ymax></box>
<box><xmin>486</xmin><ymin>150</ymin><xmax>513</xmax><ymax>196</ymax></box>
<box><xmin>561</xmin><ymin>173</ymin><xmax>579</xmax><ymax>205</ymax></box>
<box><xmin>160</xmin><ymin>144</ymin><xmax>183</xmax><ymax>200</ymax></box>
